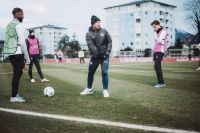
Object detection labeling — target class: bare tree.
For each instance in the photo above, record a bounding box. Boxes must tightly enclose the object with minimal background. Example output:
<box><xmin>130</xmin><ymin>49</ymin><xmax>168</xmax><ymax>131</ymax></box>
<box><xmin>185</xmin><ymin>0</ymin><xmax>200</xmax><ymax>43</ymax></box>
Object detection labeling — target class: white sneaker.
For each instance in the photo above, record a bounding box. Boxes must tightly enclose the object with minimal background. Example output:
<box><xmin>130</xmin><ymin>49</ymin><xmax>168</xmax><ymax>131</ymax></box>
<box><xmin>80</xmin><ymin>88</ymin><xmax>93</xmax><ymax>95</ymax></box>
<box><xmin>196</xmin><ymin>67</ymin><xmax>200</xmax><ymax>71</ymax></box>
<box><xmin>154</xmin><ymin>84</ymin><xmax>166</xmax><ymax>88</ymax></box>
<box><xmin>16</xmin><ymin>94</ymin><xmax>25</xmax><ymax>100</ymax></box>
<box><xmin>41</xmin><ymin>78</ymin><xmax>50</xmax><ymax>82</ymax></box>
<box><xmin>10</xmin><ymin>96</ymin><xmax>26</xmax><ymax>103</ymax></box>
<box><xmin>160</xmin><ymin>84</ymin><xmax>166</xmax><ymax>88</ymax></box>
<box><xmin>31</xmin><ymin>79</ymin><xmax>36</xmax><ymax>83</ymax></box>
<box><xmin>103</xmin><ymin>90</ymin><xmax>110</xmax><ymax>98</ymax></box>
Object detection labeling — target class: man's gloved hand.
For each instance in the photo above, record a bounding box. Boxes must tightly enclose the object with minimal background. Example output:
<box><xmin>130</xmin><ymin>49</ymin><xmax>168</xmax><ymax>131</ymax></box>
<box><xmin>100</xmin><ymin>51</ymin><xmax>110</xmax><ymax>59</ymax></box>
<box><xmin>104</xmin><ymin>51</ymin><xmax>110</xmax><ymax>58</ymax></box>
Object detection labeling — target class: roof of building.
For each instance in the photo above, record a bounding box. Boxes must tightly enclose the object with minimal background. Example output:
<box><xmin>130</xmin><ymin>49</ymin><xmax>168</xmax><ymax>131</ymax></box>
<box><xmin>104</xmin><ymin>0</ymin><xmax>176</xmax><ymax>9</ymax></box>
<box><xmin>27</xmin><ymin>24</ymin><xmax>67</xmax><ymax>30</ymax></box>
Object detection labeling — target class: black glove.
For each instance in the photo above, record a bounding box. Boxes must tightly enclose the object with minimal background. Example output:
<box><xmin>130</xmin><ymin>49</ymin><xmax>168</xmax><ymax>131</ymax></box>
<box><xmin>100</xmin><ymin>51</ymin><xmax>110</xmax><ymax>59</ymax></box>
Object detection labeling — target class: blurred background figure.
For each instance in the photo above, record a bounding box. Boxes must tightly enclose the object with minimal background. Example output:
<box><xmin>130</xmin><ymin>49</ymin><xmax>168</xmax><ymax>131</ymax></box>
<box><xmin>78</xmin><ymin>50</ymin><xmax>85</xmax><ymax>66</ymax></box>
<box><xmin>188</xmin><ymin>51</ymin><xmax>192</xmax><ymax>62</ymax></box>
<box><xmin>57</xmin><ymin>49</ymin><xmax>64</xmax><ymax>63</ymax></box>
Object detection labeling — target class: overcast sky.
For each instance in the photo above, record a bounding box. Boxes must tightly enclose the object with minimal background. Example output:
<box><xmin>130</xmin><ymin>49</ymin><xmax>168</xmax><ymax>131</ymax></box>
<box><xmin>0</xmin><ymin>0</ymin><xmax>192</xmax><ymax>43</ymax></box>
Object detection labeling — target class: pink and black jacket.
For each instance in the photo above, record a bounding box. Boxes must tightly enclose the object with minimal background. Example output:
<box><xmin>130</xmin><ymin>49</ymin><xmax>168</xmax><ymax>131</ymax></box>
<box><xmin>153</xmin><ymin>27</ymin><xmax>168</xmax><ymax>54</ymax></box>
<box><xmin>26</xmin><ymin>36</ymin><xmax>40</xmax><ymax>56</ymax></box>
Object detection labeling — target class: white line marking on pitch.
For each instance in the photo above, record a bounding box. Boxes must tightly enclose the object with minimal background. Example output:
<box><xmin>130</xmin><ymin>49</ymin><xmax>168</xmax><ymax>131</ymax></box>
<box><xmin>0</xmin><ymin>108</ymin><xmax>198</xmax><ymax>133</ymax></box>
<box><xmin>173</xmin><ymin>70</ymin><xmax>196</xmax><ymax>73</ymax></box>
<box><xmin>0</xmin><ymin>69</ymin><xmax>68</xmax><ymax>75</ymax></box>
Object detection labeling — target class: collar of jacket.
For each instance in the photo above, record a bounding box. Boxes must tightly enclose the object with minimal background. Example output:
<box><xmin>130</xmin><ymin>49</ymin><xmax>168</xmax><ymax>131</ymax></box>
<box><xmin>156</xmin><ymin>26</ymin><xmax>163</xmax><ymax>34</ymax></box>
<box><xmin>89</xmin><ymin>26</ymin><xmax>101</xmax><ymax>32</ymax></box>
<box><xmin>28</xmin><ymin>35</ymin><xmax>36</xmax><ymax>39</ymax></box>
<box><xmin>13</xmin><ymin>18</ymin><xmax>20</xmax><ymax>23</ymax></box>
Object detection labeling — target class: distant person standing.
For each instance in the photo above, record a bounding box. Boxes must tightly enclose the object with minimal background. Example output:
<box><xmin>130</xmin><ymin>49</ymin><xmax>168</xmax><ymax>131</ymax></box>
<box><xmin>57</xmin><ymin>49</ymin><xmax>63</xmax><ymax>63</ymax></box>
<box><xmin>78</xmin><ymin>50</ymin><xmax>85</xmax><ymax>66</ymax></box>
<box><xmin>3</xmin><ymin>8</ymin><xmax>30</xmax><ymax>103</ymax></box>
<box><xmin>26</xmin><ymin>30</ymin><xmax>49</xmax><ymax>83</ymax></box>
<box><xmin>151</xmin><ymin>20</ymin><xmax>168</xmax><ymax>88</ymax></box>
<box><xmin>197</xmin><ymin>43</ymin><xmax>200</xmax><ymax>70</ymax></box>
<box><xmin>188</xmin><ymin>53</ymin><xmax>192</xmax><ymax>62</ymax></box>
<box><xmin>80</xmin><ymin>15</ymin><xmax>112</xmax><ymax>97</ymax></box>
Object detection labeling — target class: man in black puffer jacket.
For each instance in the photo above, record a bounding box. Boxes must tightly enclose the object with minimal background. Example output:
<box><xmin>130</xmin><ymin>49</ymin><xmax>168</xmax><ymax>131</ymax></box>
<box><xmin>80</xmin><ymin>15</ymin><xmax>112</xmax><ymax>98</ymax></box>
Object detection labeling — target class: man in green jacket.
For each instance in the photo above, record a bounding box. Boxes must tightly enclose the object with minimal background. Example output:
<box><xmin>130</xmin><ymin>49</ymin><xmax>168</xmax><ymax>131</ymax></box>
<box><xmin>3</xmin><ymin>8</ymin><xmax>30</xmax><ymax>103</ymax></box>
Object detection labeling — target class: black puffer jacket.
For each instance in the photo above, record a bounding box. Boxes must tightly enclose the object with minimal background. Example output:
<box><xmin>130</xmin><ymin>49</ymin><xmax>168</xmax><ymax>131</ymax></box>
<box><xmin>86</xmin><ymin>26</ymin><xmax>112</xmax><ymax>59</ymax></box>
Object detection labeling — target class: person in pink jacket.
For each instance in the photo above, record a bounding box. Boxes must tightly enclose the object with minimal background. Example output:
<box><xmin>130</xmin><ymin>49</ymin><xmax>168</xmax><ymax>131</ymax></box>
<box><xmin>57</xmin><ymin>49</ymin><xmax>64</xmax><ymax>63</ymax></box>
<box><xmin>26</xmin><ymin>30</ymin><xmax>49</xmax><ymax>83</ymax></box>
<box><xmin>151</xmin><ymin>20</ymin><xmax>168</xmax><ymax>88</ymax></box>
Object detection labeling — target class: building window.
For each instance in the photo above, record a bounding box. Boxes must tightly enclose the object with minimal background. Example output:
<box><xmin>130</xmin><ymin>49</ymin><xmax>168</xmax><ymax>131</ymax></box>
<box><xmin>155</xmin><ymin>11</ymin><xmax>157</xmax><ymax>15</ymax></box>
<box><xmin>145</xmin><ymin>11</ymin><xmax>148</xmax><ymax>15</ymax></box>
<box><xmin>122</xmin><ymin>43</ymin><xmax>125</xmax><ymax>46</ymax></box>
<box><xmin>146</xmin><ymin>42</ymin><xmax>148</xmax><ymax>45</ymax></box>
<box><xmin>160</xmin><ymin>11</ymin><xmax>164</xmax><ymax>15</ymax></box>
<box><xmin>160</xmin><ymin>18</ymin><xmax>162</xmax><ymax>21</ymax></box>
<box><xmin>131</xmin><ymin>42</ymin><xmax>133</xmax><ymax>45</ymax></box>
<box><xmin>49</xmin><ymin>32</ymin><xmax>51</xmax><ymax>35</ymax></box>
<box><xmin>136</xmin><ymin>3</ymin><xmax>140</xmax><ymax>8</ymax></box>
<box><xmin>136</xmin><ymin>18</ymin><xmax>141</xmax><ymax>23</ymax></box>
<box><xmin>136</xmin><ymin>34</ymin><xmax>141</xmax><ymax>38</ymax></box>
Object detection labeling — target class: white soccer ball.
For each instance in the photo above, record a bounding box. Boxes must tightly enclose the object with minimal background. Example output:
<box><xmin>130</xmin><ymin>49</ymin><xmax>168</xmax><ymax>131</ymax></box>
<box><xmin>198</xmin><ymin>43</ymin><xmax>200</xmax><ymax>50</ymax></box>
<box><xmin>43</xmin><ymin>87</ymin><xmax>55</xmax><ymax>97</ymax></box>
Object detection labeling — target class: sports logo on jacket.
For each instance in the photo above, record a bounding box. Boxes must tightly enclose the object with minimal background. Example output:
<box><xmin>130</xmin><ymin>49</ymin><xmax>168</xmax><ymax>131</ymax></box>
<box><xmin>100</xmin><ymin>33</ymin><xmax>105</xmax><ymax>37</ymax></box>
